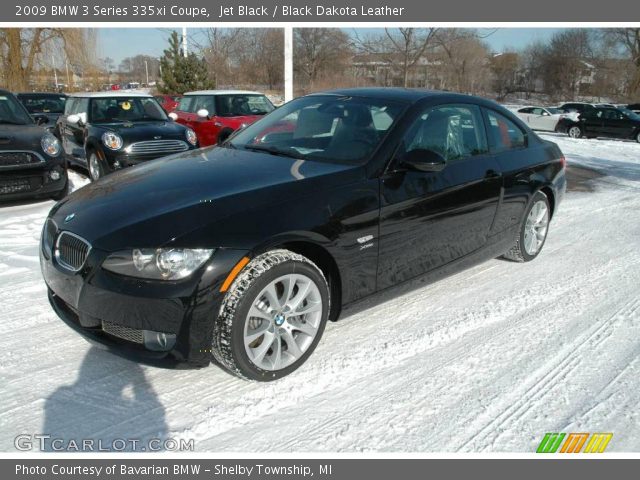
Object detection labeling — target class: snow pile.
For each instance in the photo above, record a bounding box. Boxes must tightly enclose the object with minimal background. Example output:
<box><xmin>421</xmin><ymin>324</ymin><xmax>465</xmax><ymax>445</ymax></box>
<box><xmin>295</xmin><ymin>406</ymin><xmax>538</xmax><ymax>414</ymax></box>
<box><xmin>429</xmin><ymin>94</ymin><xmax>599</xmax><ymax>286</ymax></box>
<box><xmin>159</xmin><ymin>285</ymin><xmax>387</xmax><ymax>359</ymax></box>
<box><xmin>1</xmin><ymin>138</ymin><xmax>639</xmax><ymax>452</ymax></box>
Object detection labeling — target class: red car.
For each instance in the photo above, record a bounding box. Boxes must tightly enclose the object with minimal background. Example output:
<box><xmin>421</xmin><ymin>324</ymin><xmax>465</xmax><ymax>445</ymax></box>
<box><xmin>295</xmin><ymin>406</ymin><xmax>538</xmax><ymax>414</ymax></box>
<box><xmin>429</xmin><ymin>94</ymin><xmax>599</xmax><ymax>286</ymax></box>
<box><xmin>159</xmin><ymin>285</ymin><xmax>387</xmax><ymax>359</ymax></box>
<box><xmin>169</xmin><ymin>90</ymin><xmax>275</xmax><ymax>146</ymax></box>
<box><xmin>154</xmin><ymin>94</ymin><xmax>181</xmax><ymax>113</ymax></box>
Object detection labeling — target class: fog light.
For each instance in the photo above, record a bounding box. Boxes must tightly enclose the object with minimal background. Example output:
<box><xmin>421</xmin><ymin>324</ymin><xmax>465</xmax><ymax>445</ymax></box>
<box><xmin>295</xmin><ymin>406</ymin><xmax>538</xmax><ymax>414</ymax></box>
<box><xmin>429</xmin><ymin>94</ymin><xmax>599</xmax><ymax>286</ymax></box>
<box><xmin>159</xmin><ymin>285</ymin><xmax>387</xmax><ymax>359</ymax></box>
<box><xmin>143</xmin><ymin>330</ymin><xmax>176</xmax><ymax>351</ymax></box>
<box><xmin>49</xmin><ymin>170</ymin><xmax>61</xmax><ymax>181</ymax></box>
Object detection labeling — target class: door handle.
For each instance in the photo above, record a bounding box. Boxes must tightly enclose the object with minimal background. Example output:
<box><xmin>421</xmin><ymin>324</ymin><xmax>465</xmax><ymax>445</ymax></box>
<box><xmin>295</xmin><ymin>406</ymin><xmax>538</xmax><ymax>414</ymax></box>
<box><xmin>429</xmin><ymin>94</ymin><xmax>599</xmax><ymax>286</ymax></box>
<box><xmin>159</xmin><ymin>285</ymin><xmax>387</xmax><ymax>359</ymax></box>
<box><xmin>485</xmin><ymin>169</ymin><xmax>501</xmax><ymax>179</ymax></box>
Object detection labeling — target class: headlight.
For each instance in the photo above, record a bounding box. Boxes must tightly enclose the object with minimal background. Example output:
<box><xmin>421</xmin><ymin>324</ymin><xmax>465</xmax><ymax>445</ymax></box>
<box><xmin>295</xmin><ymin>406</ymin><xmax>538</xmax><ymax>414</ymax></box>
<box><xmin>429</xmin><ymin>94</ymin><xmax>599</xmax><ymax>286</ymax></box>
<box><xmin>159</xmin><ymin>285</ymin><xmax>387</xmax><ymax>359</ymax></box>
<box><xmin>102</xmin><ymin>248</ymin><xmax>214</xmax><ymax>280</ymax></box>
<box><xmin>102</xmin><ymin>132</ymin><xmax>123</xmax><ymax>150</ymax></box>
<box><xmin>41</xmin><ymin>133</ymin><xmax>61</xmax><ymax>157</ymax></box>
<box><xmin>185</xmin><ymin>128</ymin><xmax>197</xmax><ymax>146</ymax></box>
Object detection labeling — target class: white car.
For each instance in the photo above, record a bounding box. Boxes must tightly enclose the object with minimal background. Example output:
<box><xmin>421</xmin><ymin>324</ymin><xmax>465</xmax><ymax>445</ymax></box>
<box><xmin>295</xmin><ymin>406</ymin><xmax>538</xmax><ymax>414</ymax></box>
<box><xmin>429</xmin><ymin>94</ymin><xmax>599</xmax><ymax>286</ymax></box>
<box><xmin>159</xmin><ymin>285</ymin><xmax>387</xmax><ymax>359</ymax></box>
<box><xmin>515</xmin><ymin>106</ymin><xmax>575</xmax><ymax>132</ymax></box>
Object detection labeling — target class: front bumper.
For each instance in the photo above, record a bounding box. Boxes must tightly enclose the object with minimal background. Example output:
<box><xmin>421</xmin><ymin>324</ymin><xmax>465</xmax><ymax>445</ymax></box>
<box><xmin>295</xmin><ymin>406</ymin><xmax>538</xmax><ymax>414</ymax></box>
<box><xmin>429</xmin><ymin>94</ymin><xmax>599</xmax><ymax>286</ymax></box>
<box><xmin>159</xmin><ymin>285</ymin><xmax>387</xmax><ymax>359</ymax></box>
<box><xmin>0</xmin><ymin>162</ymin><xmax>67</xmax><ymax>201</ymax></box>
<box><xmin>40</xmin><ymin>239</ymin><xmax>249</xmax><ymax>367</ymax></box>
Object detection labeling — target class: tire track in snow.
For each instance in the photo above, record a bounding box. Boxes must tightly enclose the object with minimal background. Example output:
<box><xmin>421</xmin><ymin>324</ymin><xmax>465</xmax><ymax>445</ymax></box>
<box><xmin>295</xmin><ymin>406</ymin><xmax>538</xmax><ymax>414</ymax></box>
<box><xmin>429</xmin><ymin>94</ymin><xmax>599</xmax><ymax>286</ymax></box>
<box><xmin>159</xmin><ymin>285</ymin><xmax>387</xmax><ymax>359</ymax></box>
<box><xmin>456</xmin><ymin>297</ymin><xmax>640</xmax><ymax>452</ymax></box>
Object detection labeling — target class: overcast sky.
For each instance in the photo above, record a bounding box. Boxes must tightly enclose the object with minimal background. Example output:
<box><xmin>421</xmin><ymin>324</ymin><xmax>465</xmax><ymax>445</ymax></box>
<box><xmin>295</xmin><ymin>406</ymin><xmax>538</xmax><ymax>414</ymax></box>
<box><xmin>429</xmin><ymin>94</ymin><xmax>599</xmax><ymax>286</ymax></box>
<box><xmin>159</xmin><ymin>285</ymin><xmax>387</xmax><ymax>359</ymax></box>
<box><xmin>96</xmin><ymin>28</ymin><xmax>569</xmax><ymax>66</ymax></box>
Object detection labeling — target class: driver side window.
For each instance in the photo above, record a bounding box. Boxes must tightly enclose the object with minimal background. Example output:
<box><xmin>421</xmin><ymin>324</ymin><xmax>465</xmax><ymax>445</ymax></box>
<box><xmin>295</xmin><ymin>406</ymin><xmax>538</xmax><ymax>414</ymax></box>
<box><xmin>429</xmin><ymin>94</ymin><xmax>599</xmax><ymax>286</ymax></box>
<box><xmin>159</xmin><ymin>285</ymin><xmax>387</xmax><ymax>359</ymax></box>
<box><xmin>400</xmin><ymin>104</ymin><xmax>488</xmax><ymax>162</ymax></box>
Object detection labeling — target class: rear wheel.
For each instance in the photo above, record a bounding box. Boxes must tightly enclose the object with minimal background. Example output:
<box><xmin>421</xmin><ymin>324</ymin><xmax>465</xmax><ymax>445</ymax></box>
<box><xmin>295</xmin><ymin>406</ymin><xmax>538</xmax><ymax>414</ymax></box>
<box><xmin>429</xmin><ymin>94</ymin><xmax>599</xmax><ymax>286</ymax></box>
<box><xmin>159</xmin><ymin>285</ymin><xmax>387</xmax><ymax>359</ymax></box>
<box><xmin>503</xmin><ymin>191</ymin><xmax>551</xmax><ymax>262</ymax></box>
<box><xmin>212</xmin><ymin>249</ymin><xmax>330</xmax><ymax>381</ymax></box>
<box><xmin>568</xmin><ymin>125</ymin><xmax>583</xmax><ymax>138</ymax></box>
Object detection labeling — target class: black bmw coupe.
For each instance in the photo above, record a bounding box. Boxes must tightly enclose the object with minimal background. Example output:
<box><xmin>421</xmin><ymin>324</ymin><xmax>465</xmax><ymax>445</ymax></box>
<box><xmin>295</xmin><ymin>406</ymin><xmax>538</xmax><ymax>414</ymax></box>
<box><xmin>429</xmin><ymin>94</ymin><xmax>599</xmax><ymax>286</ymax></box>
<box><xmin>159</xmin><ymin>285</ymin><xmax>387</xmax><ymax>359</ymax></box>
<box><xmin>41</xmin><ymin>89</ymin><xmax>566</xmax><ymax>380</ymax></box>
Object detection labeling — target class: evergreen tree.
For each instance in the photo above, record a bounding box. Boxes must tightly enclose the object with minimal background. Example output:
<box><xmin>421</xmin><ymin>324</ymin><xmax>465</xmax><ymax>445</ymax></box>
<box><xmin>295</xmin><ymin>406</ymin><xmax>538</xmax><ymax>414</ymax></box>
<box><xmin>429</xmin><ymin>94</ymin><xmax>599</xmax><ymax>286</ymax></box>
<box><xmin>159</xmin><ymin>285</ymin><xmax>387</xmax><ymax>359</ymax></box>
<box><xmin>159</xmin><ymin>31</ymin><xmax>213</xmax><ymax>94</ymax></box>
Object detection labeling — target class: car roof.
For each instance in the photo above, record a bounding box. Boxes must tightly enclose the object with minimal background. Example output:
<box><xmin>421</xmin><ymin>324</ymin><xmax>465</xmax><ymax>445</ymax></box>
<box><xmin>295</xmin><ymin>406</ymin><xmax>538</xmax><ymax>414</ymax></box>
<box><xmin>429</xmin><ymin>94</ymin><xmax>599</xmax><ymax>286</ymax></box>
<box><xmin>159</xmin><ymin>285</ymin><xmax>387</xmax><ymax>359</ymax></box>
<box><xmin>67</xmin><ymin>91</ymin><xmax>153</xmax><ymax>98</ymax></box>
<box><xmin>18</xmin><ymin>92</ymin><xmax>67</xmax><ymax>97</ymax></box>
<box><xmin>308</xmin><ymin>87</ymin><xmax>499</xmax><ymax>106</ymax></box>
<box><xmin>184</xmin><ymin>90</ymin><xmax>264</xmax><ymax>96</ymax></box>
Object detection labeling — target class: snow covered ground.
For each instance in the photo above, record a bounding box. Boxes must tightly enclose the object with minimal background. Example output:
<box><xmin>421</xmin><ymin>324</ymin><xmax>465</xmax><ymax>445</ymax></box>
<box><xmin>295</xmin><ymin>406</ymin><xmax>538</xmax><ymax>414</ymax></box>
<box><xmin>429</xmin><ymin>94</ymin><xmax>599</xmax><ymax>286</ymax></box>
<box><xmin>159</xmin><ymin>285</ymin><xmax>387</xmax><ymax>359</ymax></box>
<box><xmin>1</xmin><ymin>135</ymin><xmax>639</xmax><ymax>453</ymax></box>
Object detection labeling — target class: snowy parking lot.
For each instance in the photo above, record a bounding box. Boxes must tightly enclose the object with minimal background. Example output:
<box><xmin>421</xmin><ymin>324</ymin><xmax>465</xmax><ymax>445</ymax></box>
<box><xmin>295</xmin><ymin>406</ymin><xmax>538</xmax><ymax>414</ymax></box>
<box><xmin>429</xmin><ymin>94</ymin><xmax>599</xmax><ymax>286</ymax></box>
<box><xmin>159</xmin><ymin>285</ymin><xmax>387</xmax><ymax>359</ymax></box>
<box><xmin>1</xmin><ymin>133</ymin><xmax>639</xmax><ymax>453</ymax></box>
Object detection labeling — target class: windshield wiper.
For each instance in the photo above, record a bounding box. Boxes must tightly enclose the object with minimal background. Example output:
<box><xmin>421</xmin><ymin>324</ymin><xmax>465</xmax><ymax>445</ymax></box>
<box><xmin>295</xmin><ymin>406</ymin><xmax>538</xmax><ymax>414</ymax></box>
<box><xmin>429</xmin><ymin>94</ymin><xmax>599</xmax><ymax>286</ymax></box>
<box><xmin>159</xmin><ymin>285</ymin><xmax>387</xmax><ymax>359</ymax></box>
<box><xmin>0</xmin><ymin>120</ymin><xmax>28</xmax><ymax>125</ymax></box>
<box><xmin>243</xmin><ymin>144</ymin><xmax>304</xmax><ymax>159</ymax></box>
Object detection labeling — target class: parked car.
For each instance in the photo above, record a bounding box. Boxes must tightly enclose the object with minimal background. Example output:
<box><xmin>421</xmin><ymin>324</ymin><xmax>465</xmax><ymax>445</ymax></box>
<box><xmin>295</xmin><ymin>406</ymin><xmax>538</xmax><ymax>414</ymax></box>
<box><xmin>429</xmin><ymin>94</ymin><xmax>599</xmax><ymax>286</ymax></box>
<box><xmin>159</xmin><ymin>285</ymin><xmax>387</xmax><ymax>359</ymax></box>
<box><xmin>514</xmin><ymin>106</ymin><xmax>572</xmax><ymax>132</ymax></box>
<box><xmin>17</xmin><ymin>92</ymin><xmax>68</xmax><ymax>125</ymax></box>
<box><xmin>558</xmin><ymin>102</ymin><xmax>598</xmax><ymax>114</ymax></box>
<box><xmin>41</xmin><ymin>88</ymin><xmax>566</xmax><ymax>380</ymax></box>
<box><xmin>627</xmin><ymin>103</ymin><xmax>640</xmax><ymax>114</ymax></box>
<box><xmin>56</xmin><ymin>92</ymin><xmax>198</xmax><ymax>181</ymax></box>
<box><xmin>170</xmin><ymin>90</ymin><xmax>275</xmax><ymax>146</ymax></box>
<box><xmin>557</xmin><ymin>106</ymin><xmax>640</xmax><ymax>141</ymax></box>
<box><xmin>154</xmin><ymin>94</ymin><xmax>181</xmax><ymax>113</ymax></box>
<box><xmin>0</xmin><ymin>89</ymin><xmax>67</xmax><ymax>201</ymax></box>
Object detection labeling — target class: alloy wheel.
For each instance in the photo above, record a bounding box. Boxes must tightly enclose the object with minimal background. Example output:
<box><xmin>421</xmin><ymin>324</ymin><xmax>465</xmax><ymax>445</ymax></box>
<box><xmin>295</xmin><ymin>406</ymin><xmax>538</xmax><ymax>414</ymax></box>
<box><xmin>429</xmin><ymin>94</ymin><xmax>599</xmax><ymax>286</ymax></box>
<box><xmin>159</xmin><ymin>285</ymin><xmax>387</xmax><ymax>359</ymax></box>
<box><xmin>523</xmin><ymin>200</ymin><xmax>549</xmax><ymax>256</ymax></box>
<box><xmin>568</xmin><ymin>126</ymin><xmax>581</xmax><ymax>138</ymax></box>
<box><xmin>89</xmin><ymin>154</ymin><xmax>101</xmax><ymax>181</ymax></box>
<box><xmin>243</xmin><ymin>273</ymin><xmax>323</xmax><ymax>371</ymax></box>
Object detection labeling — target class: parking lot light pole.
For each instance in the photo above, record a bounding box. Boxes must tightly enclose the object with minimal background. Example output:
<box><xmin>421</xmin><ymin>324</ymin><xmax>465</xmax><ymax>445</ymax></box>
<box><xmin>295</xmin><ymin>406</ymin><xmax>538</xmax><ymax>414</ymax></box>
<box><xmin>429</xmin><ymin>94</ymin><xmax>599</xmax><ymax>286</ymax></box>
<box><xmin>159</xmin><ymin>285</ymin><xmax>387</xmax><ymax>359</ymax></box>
<box><xmin>285</xmin><ymin>27</ymin><xmax>293</xmax><ymax>103</ymax></box>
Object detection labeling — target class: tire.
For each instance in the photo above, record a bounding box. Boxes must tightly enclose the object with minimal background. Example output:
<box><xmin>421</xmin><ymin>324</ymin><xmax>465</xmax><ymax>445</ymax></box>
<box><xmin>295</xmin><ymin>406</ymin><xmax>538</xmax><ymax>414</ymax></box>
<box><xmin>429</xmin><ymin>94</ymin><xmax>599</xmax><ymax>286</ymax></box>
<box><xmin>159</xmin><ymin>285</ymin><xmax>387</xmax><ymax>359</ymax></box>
<box><xmin>50</xmin><ymin>177</ymin><xmax>69</xmax><ymax>201</ymax></box>
<box><xmin>212</xmin><ymin>249</ymin><xmax>330</xmax><ymax>381</ymax></box>
<box><xmin>636</xmin><ymin>131</ymin><xmax>640</xmax><ymax>143</ymax></box>
<box><xmin>88</xmin><ymin>151</ymin><xmax>106</xmax><ymax>182</ymax></box>
<box><xmin>216</xmin><ymin>128</ymin><xmax>234</xmax><ymax>145</ymax></box>
<box><xmin>503</xmin><ymin>191</ymin><xmax>551</xmax><ymax>263</ymax></box>
<box><xmin>567</xmin><ymin>125</ymin><xmax>583</xmax><ymax>139</ymax></box>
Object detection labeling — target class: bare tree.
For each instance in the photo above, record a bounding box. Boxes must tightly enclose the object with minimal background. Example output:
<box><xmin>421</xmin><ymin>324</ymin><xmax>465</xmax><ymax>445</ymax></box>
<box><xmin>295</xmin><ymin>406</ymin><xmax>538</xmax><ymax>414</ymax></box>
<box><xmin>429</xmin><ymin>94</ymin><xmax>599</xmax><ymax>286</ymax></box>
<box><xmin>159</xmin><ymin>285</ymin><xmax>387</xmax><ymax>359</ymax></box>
<box><xmin>0</xmin><ymin>28</ymin><xmax>95</xmax><ymax>90</ymax></box>
<box><xmin>601</xmin><ymin>28</ymin><xmax>640</xmax><ymax>96</ymax></box>
<box><xmin>491</xmin><ymin>52</ymin><xmax>519</xmax><ymax>100</ymax></box>
<box><xmin>540</xmin><ymin>30</ymin><xmax>594</xmax><ymax>99</ymax></box>
<box><xmin>294</xmin><ymin>28</ymin><xmax>352</xmax><ymax>90</ymax></box>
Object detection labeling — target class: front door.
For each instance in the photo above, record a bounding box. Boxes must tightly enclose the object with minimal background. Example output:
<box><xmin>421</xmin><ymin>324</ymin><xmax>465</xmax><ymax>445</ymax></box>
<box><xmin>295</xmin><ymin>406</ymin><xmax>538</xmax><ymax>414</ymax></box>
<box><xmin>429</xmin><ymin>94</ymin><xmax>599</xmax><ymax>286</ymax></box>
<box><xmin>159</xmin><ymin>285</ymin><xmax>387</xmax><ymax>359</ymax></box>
<box><xmin>377</xmin><ymin>103</ymin><xmax>502</xmax><ymax>290</ymax></box>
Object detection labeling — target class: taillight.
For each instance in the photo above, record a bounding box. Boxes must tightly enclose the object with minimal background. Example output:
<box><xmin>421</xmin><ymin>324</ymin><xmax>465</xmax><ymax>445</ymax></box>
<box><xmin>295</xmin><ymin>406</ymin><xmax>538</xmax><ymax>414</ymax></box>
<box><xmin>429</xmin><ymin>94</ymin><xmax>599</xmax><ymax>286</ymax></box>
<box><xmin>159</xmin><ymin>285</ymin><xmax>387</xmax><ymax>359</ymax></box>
<box><xmin>559</xmin><ymin>155</ymin><xmax>566</xmax><ymax>168</ymax></box>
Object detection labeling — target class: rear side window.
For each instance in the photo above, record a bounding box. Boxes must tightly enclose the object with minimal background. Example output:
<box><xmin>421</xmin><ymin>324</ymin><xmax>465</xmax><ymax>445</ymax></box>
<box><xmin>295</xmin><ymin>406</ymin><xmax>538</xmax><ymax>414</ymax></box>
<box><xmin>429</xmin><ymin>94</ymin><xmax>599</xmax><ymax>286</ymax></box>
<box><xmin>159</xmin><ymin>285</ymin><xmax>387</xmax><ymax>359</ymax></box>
<box><xmin>400</xmin><ymin>104</ymin><xmax>488</xmax><ymax>162</ymax></box>
<box><xmin>485</xmin><ymin>110</ymin><xmax>526</xmax><ymax>152</ymax></box>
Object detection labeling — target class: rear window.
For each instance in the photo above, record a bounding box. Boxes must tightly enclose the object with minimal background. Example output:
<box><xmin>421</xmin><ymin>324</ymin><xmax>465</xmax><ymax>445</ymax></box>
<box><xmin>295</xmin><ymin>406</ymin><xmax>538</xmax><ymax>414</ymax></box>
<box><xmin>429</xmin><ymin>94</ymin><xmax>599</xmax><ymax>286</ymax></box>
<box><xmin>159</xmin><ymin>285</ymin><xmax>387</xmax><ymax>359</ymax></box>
<box><xmin>19</xmin><ymin>95</ymin><xmax>67</xmax><ymax>114</ymax></box>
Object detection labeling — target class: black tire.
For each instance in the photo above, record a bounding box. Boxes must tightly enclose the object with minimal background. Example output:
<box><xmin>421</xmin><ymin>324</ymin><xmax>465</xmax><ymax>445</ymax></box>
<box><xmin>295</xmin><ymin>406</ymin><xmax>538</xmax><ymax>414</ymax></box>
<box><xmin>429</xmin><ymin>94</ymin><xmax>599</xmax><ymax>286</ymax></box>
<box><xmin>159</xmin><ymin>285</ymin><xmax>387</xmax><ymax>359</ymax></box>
<box><xmin>636</xmin><ymin>131</ymin><xmax>640</xmax><ymax>143</ymax></box>
<box><xmin>212</xmin><ymin>249</ymin><xmax>330</xmax><ymax>381</ymax></box>
<box><xmin>87</xmin><ymin>150</ymin><xmax>106</xmax><ymax>182</ymax></box>
<box><xmin>502</xmin><ymin>191</ymin><xmax>551</xmax><ymax>263</ymax></box>
<box><xmin>216</xmin><ymin>128</ymin><xmax>234</xmax><ymax>145</ymax></box>
<box><xmin>50</xmin><ymin>177</ymin><xmax>69</xmax><ymax>201</ymax></box>
<box><xmin>567</xmin><ymin>125</ymin><xmax>583</xmax><ymax>139</ymax></box>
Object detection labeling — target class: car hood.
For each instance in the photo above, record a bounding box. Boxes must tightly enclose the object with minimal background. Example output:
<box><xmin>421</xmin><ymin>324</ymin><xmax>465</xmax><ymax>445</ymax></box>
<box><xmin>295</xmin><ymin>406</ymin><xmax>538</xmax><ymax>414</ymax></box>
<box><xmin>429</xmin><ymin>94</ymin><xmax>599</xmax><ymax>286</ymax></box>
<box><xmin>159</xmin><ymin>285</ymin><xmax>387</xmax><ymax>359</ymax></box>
<box><xmin>0</xmin><ymin>123</ymin><xmax>47</xmax><ymax>151</ymax></box>
<box><xmin>97</xmin><ymin>121</ymin><xmax>187</xmax><ymax>140</ymax></box>
<box><xmin>50</xmin><ymin>146</ymin><xmax>361</xmax><ymax>250</ymax></box>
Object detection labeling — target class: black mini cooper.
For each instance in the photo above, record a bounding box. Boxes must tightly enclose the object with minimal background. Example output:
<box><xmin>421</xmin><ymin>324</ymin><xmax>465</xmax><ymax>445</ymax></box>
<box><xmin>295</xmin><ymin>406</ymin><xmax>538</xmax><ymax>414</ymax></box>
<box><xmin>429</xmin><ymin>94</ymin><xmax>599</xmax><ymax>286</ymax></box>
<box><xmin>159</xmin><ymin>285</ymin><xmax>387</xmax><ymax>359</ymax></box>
<box><xmin>55</xmin><ymin>92</ymin><xmax>198</xmax><ymax>181</ymax></box>
<box><xmin>0</xmin><ymin>89</ymin><xmax>68</xmax><ymax>201</ymax></box>
<box><xmin>41</xmin><ymin>89</ymin><xmax>566</xmax><ymax>380</ymax></box>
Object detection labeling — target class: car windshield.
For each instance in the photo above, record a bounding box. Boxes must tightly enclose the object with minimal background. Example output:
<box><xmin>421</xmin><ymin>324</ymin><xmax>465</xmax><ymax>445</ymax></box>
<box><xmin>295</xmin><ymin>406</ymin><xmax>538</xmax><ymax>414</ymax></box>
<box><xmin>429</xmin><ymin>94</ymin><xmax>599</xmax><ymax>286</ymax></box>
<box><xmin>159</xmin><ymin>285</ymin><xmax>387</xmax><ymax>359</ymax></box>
<box><xmin>89</xmin><ymin>96</ymin><xmax>168</xmax><ymax>123</ymax></box>
<box><xmin>230</xmin><ymin>95</ymin><xmax>405</xmax><ymax>165</ymax></box>
<box><xmin>19</xmin><ymin>95</ymin><xmax>67</xmax><ymax>114</ymax></box>
<box><xmin>215</xmin><ymin>94</ymin><xmax>275</xmax><ymax>117</ymax></box>
<box><xmin>0</xmin><ymin>94</ymin><xmax>33</xmax><ymax>125</ymax></box>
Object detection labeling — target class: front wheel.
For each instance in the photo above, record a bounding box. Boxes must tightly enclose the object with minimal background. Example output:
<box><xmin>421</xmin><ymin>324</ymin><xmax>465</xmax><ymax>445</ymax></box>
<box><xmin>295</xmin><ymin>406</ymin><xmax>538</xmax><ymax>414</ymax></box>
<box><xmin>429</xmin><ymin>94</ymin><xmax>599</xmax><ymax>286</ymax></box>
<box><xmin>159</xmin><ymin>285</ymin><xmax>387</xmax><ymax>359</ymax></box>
<box><xmin>636</xmin><ymin>131</ymin><xmax>640</xmax><ymax>143</ymax></box>
<box><xmin>503</xmin><ymin>191</ymin><xmax>551</xmax><ymax>262</ymax></box>
<box><xmin>212</xmin><ymin>249</ymin><xmax>330</xmax><ymax>381</ymax></box>
<box><xmin>88</xmin><ymin>151</ymin><xmax>106</xmax><ymax>182</ymax></box>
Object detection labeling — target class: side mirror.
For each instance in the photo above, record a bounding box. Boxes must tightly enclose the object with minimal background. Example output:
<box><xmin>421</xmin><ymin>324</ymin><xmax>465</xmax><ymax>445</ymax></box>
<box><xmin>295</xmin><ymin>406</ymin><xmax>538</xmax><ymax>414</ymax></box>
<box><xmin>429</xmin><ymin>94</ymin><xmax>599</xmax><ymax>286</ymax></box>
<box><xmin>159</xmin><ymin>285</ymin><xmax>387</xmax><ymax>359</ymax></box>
<box><xmin>400</xmin><ymin>149</ymin><xmax>447</xmax><ymax>172</ymax></box>
<box><xmin>34</xmin><ymin>114</ymin><xmax>49</xmax><ymax>125</ymax></box>
<box><xmin>168</xmin><ymin>112</ymin><xmax>178</xmax><ymax>121</ymax></box>
<box><xmin>67</xmin><ymin>112</ymin><xmax>87</xmax><ymax>125</ymax></box>
<box><xmin>196</xmin><ymin>109</ymin><xmax>210</xmax><ymax>119</ymax></box>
